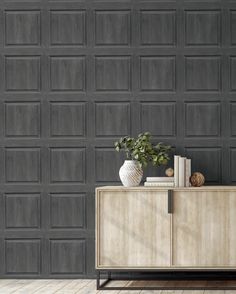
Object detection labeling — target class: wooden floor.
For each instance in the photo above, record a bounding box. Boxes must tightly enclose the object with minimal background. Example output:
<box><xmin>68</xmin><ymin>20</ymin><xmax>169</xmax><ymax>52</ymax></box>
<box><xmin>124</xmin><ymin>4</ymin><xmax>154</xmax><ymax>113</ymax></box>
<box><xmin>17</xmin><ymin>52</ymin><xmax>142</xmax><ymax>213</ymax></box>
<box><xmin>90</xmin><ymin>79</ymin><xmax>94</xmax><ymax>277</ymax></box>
<box><xmin>1</xmin><ymin>279</ymin><xmax>236</xmax><ymax>294</ymax></box>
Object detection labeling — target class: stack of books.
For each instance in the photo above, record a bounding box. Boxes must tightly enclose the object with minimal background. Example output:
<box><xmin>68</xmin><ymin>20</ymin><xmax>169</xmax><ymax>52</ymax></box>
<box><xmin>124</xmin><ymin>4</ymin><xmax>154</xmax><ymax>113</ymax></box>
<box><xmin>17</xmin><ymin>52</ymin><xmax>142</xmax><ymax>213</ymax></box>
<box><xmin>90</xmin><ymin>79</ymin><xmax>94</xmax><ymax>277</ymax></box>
<box><xmin>144</xmin><ymin>177</ymin><xmax>174</xmax><ymax>187</ymax></box>
<box><xmin>174</xmin><ymin>155</ymin><xmax>191</xmax><ymax>187</ymax></box>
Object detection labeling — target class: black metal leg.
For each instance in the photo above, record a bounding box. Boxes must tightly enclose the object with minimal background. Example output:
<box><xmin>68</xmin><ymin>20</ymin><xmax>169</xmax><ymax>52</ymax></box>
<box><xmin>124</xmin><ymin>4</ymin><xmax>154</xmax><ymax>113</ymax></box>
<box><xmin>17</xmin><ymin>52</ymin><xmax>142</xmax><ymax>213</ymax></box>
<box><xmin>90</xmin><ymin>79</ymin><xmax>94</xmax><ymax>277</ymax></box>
<box><xmin>96</xmin><ymin>270</ymin><xmax>111</xmax><ymax>290</ymax></box>
<box><xmin>96</xmin><ymin>270</ymin><xmax>100</xmax><ymax>290</ymax></box>
<box><xmin>96</xmin><ymin>270</ymin><xmax>236</xmax><ymax>291</ymax></box>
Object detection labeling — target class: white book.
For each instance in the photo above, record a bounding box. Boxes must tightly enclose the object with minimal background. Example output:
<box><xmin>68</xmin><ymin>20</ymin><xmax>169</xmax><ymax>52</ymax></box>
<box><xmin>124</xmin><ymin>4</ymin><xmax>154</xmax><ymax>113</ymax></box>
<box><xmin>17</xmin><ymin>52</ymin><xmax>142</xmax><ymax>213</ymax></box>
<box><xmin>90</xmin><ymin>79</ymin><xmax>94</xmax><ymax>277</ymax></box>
<box><xmin>185</xmin><ymin>158</ymin><xmax>191</xmax><ymax>187</ymax></box>
<box><xmin>178</xmin><ymin>157</ymin><xmax>186</xmax><ymax>187</ymax></box>
<box><xmin>144</xmin><ymin>182</ymin><xmax>174</xmax><ymax>187</ymax></box>
<box><xmin>174</xmin><ymin>155</ymin><xmax>180</xmax><ymax>187</ymax></box>
<box><xmin>146</xmin><ymin>177</ymin><xmax>174</xmax><ymax>182</ymax></box>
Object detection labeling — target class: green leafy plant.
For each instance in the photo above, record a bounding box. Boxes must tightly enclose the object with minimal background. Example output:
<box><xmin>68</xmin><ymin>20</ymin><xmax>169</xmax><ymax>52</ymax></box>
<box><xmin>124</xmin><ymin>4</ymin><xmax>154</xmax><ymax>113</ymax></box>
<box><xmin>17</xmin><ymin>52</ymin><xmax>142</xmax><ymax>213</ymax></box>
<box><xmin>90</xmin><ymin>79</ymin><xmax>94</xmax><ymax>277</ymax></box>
<box><xmin>114</xmin><ymin>132</ymin><xmax>171</xmax><ymax>168</ymax></box>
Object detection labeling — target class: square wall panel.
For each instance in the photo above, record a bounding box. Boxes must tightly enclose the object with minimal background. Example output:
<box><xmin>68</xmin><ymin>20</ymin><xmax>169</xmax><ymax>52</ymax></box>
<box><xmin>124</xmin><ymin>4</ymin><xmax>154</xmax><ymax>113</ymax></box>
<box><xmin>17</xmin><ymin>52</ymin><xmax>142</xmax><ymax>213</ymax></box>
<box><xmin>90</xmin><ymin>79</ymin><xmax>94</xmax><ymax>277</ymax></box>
<box><xmin>50</xmin><ymin>10</ymin><xmax>85</xmax><ymax>46</ymax></box>
<box><xmin>140</xmin><ymin>102</ymin><xmax>176</xmax><ymax>136</ymax></box>
<box><xmin>5</xmin><ymin>239</ymin><xmax>40</xmax><ymax>274</ymax></box>
<box><xmin>5</xmin><ymin>148</ymin><xmax>40</xmax><ymax>183</ymax></box>
<box><xmin>50</xmin><ymin>239</ymin><xmax>85</xmax><ymax>274</ymax></box>
<box><xmin>95</xmin><ymin>10</ymin><xmax>130</xmax><ymax>45</ymax></box>
<box><xmin>95</xmin><ymin>102</ymin><xmax>130</xmax><ymax>136</ymax></box>
<box><xmin>185</xmin><ymin>10</ymin><xmax>220</xmax><ymax>46</ymax></box>
<box><xmin>50</xmin><ymin>102</ymin><xmax>85</xmax><ymax>137</ymax></box>
<box><xmin>185</xmin><ymin>148</ymin><xmax>221</xmax><ymax>183</ymax></box>
<box><xmin>5</xmin><ymin>194</ymin><xmax>40</xmax><ymax>229</ymax></box>
<box><xmin>50</xmin><ymin>148</ymin><xmax>85</xmax><ymax>183</ymax></box>
<box><xmin>95</xmin><ymin>148</ymin><xmax>124</xmax><ymax>182</ymax></box>
<box><xmin>50</xmin><ymin>193</ymin><xmax>85</xmax><ymax>229</ymax></box>
<box><xmin>5</xmin><ymin>10</ymin><xmax>40</xmax><ymax>46</ymax></box>
<box><xmin>185</xmin><ymin>102</ymin><xmax>220</xmax><ymax>137</ymax></box>
<box><xmin>230</xmin><ymin>57</ymin><xmax>236</xmax><ymax>91</ymax></box>
<box><xmin>231</xmin><ymin>11</ymin><xmax>236</xmax><ymax>45</ymax></box>
<box><xmin>185</xmin><ymin>56</ymin><xmax>221</xmax><ymax>91</ymax></box>
<box><xmin>5</xmin><ymin>102</ymin><xmax>40</xmax><ymax>137</ymax></box>
<box><xmin>95</xmin><ymin>56</ymin><xmax>131</xmax><ymax>91</ymax></box>
<box><xmin>140</xmin><ymin>56</ymin><xmax>175</xmax><ymax>91</ymax></box>
<box><xmin>140</xmin><ymin>10</ymin><xmax>176</xmax><ymax>46</ymax></box>
<box><xmin>5</xmin><ymin>56</ymin><xmax>40</xmax><ymax>92</ymax></box>
<box><xmin>50</xmin><ymin>56</ymin><xmax>85</xmax><ymax>91</ymax></box>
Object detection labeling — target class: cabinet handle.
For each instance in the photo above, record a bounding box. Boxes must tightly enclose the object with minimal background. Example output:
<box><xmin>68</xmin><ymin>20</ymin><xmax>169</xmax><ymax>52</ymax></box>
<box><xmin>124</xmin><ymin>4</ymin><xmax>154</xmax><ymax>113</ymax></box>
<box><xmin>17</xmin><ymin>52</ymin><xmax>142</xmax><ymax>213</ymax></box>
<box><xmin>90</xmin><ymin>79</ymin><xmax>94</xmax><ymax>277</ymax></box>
<box><xmin>168</xmin><ymin>190</ymin><xmax>173</xmax><ymax>214</ymax></box>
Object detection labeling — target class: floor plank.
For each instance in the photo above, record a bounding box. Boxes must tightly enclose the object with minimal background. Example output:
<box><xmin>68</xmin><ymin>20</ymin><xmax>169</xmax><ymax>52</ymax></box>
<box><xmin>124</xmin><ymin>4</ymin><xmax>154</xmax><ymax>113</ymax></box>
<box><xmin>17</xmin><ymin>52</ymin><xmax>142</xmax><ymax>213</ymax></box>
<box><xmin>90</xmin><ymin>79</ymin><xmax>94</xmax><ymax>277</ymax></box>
<box><xmin>32</xmin><ymin>280</ymin><xmax>72</xmax><ymax>294</ymax></box>
<box><xmin>2</xmin><ymin>279</ymin><xmax>236</xmax><ymax>293</ymax></box>
<box><xmin>74</xmin><ymin>280</ymin><xmax>96</xmax><ymax>294</ymax></box>
<box><xmin>12</xmin><ymin>280</ymin><xmax>51</xmax><ymax>294</ymax></box>
<box><xmin>183</xmin><ymin>291</ymin><xmax>204</xmax><ymax>294</ymax></box>
<box><xmin>141</xmin><ymin>291</ymin><xmax>161</xmax><ymax>294</ymax></box>
<box><xmin>0</xmin><ymin>280</ymin><xmax>33</xmax><ymax>294</ymax></box>
<box><xmin>55</xmin><ymin>279</ymin><xmax>91</xmax><ymax>294</ymax></box>
<box><xmin>0</xmin><ymin>279</ymin><xmax>18</xmax><ymax>287</ymax></box>
<box><xmin>204</xmin><ymin>291</ymin><xmax>225</xmax><ymax>294</ymax></box>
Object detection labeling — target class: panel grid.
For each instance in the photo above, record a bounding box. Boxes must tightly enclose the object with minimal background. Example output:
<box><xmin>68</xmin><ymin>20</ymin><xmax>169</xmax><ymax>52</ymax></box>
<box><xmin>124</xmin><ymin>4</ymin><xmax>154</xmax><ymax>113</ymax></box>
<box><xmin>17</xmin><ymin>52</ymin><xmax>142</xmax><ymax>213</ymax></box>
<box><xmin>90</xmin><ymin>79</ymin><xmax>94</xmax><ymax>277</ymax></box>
<box><xmin>0</xmin><ymin>0</ymin><xmax>235</xmax><ymax>278</ymax></box>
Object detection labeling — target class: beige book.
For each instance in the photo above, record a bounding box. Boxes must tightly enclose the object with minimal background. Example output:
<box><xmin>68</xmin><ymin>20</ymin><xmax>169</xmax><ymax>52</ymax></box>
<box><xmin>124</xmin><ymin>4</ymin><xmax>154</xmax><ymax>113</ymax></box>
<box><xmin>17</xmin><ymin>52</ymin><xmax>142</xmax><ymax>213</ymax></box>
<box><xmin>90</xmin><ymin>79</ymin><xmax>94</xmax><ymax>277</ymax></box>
<box><xmin>178</xmin><ymin>157</ymin><xmax>186</xmax><ymax>187</ymax></box>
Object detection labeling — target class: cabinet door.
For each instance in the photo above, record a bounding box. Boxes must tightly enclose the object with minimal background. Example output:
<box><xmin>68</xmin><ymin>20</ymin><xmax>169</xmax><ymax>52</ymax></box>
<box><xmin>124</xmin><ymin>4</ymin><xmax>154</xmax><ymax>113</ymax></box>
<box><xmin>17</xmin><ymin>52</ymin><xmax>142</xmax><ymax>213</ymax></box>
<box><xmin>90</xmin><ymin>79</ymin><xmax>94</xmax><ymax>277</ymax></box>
<box><xmin>96</xmin><ymin>190</ymin><xmax>171</xmax><ymax>268</ymax></box>
<box><xmin>172</xmin><ymin>191</ymin><xmax>236</xmax><ymax>267</ymax></box>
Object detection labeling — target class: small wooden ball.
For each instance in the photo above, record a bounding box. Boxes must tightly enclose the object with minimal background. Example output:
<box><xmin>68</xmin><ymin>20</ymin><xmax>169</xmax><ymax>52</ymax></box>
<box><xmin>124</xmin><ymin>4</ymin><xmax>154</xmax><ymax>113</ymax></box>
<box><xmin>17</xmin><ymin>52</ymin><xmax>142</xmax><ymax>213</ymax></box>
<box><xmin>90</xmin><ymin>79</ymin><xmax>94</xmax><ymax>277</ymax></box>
<box><xmin>165</xmin><ymin>167</ymin><xmax>174</xmax><ymax>177</ymax></box>
<box><xmin>190</xmin><ymin>172</ymin><xmax>205</xmax><ymax>187</ymax></box>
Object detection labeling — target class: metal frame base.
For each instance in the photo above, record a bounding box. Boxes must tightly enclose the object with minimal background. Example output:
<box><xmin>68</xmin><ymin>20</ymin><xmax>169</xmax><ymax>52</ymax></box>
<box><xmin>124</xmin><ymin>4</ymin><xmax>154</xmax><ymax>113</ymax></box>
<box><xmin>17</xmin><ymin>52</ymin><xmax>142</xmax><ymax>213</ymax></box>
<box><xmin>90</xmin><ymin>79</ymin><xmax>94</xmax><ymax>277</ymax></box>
<box><xmin>96</xmin><ymin>270</ymin><xmax>236</xmax><ymax>290</ymax></box>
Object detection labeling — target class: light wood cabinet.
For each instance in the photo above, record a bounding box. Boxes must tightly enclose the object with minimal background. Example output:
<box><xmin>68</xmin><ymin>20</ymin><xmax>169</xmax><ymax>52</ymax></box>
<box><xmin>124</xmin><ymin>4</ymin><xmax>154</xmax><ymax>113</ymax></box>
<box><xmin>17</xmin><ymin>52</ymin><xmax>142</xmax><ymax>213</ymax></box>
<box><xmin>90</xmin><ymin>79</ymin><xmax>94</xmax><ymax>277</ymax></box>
<box><xmin>96</xmin><ymin>186</ymin><xmax>236</xmax><ymax>269</ymax></box>
<box><xmin>172</xmin><ymin>190</ymin><xmax>236</xmax><ymax>268</ymax></box>
<box><xmin>96</xmin><ymin>188</ymin><xmax>171</xmax><ymax>268</ymax></box>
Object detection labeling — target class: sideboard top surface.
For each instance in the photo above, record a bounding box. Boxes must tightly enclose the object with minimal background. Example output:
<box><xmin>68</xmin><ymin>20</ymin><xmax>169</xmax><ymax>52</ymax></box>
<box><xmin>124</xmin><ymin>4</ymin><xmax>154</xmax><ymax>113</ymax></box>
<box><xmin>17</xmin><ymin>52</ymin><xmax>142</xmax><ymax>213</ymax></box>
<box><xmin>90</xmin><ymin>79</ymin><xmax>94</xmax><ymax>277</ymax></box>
<box><xmin>96</xmin><ymin>186</ymin><xmax>236</xmax><ymax>192</ymax></box>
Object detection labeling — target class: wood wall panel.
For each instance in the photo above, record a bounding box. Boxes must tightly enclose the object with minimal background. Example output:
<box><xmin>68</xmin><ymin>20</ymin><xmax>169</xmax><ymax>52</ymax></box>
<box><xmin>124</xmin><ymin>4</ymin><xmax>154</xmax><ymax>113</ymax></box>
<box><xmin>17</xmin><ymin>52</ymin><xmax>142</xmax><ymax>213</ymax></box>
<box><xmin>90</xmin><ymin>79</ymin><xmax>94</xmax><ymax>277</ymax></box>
<box><xmin>5</xmin><ymin>148</ymin><xmax>40</xmax><ymax>183</ymax></box>
<box><xmin>140</xmin><ymin>10</ymin><xmax>176</xmax><ymax>46</ymax></box>
<box><xmin>50</xmin><ymin>193</ymin><xmax>85</xmax><ymax>229</ymax></box>
<box><xmin>95</xmin><ymin>10</ymin><xmax>130</xmax><ymax>46</ymax></box>
<box><xmin>185</xmin><ymin>56</ymin><xmax>221</xmax><ymax>91</ymax></box>
<box><xmin>5</xmin><ymin>240</ymin><xmax>41</xmax><ymax>275</ymax></box>
<box><xmin>0</xmin><ymin>0</ymin><xmax>235</xmax><ymax>278</ymax></box>
<box><xmin>50</xmin><ymin>102</ymin><xmax>85</xmax><ymax>137</ymax></box>
<box><xmin>5</xmin><ymin>102</ymin><xmax>40</xmax><ymax>137</ymax></box>
<box><xmin>5</xmin><ymin>194</ymin><xmax>40</xmax><ymax>229</ymax></box>
<box><xmin>185</xmin><ymin>10</ymin><xmax>220</xmax><ymax>46</ymax></box>
<box><xmin>141</xmin><ymin>102</ymin><xmax>176</xmax><ymax>137</ymax></box>
<box><xmin>50</xmin><ymin>56</ymin><xmax>85</xmax><ymax>91</ymax></box>
<box><xmin>140</xmin><ymin>56</ymin><xmax>176</xmax><ymax>91</ymax></box>
<box><xmin>185</xmin><ymin>102</ymin><xmax>220</xmax><ymax>137</ymax></box>
<box><xmin>50</xmin><ymin>148</ymin><xmax>85</xmax><ymax>183</ymax></box>
<box><xmin>50</xmin><ymin>239</ymin><xmax>85</xmax><ymax>274</ymax></box>
<box><xmin>5</xmin><ymin>56</ymin><xmax>40</xmax><ymax>92</ymax></box>
<box><xmin>95</xmin><ymin>102</ymin><xmax>130</xmax><ymax>136</ymax></box>
<box><xmin>5</xmin><ymin>10</ymin><xmax>40</xmax><ymax>46</ymax></box>
<box><xmin>50</xmin><ymin>11</ymin><xmax>85</xmax><ymax>46</ymax></box>
<box><xmin>95</xmin><ymin>56</ymin><xmax>131</xmax><ymax>91</ymax></box>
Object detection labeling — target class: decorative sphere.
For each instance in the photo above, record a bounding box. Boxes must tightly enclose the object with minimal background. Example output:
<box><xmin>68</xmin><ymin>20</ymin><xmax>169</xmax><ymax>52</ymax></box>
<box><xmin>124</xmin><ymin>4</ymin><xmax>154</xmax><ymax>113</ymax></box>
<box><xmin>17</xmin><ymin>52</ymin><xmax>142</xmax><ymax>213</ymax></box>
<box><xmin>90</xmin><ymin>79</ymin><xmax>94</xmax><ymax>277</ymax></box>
<box><xmin>190</xmin><ymin>172</ymin><xmax>205</xmax><ymax>187</ymax></box>
<box><xmin>165</xmin><ymin>167</ymin><xmax>174</xmax><ymax>177</ymax></box>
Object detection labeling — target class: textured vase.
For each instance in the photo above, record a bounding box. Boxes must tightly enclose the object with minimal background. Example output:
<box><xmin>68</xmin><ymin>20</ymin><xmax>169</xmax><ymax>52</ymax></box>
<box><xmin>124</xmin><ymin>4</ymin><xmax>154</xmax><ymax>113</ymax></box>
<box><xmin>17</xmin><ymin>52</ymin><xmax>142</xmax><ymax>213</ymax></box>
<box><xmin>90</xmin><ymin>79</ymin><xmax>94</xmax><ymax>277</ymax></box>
<box><xmin>119</xmin><ymin>160</ymin><xmax>143</xmax><ymax>187</ymax></box>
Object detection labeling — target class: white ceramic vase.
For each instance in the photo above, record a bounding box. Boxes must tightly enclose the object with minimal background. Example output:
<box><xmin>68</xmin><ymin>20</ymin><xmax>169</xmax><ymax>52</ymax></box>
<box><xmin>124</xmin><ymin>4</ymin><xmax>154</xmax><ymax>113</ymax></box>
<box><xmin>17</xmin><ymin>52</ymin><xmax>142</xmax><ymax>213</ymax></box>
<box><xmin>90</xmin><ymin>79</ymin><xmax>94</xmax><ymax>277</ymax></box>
<box><xmin>119</xmin><ymin>160</ymin><xmax>143</xmax><ymax>187</ymax></box>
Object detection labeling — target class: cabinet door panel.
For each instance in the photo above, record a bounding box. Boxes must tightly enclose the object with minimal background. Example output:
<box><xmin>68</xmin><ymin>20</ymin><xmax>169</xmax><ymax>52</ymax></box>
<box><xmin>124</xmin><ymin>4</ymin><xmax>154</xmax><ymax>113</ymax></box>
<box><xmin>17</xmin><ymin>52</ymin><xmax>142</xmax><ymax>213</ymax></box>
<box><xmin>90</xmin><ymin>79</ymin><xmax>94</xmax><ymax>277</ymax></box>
<box><xmin>96</xmin><ymin>190</ymin><xmax>171</xmax><ymax>268</ymax></box>
<box><xmin>172</xmin><ymin>191</ymin><xmax>236</xmax><ymax>267</ymax></box>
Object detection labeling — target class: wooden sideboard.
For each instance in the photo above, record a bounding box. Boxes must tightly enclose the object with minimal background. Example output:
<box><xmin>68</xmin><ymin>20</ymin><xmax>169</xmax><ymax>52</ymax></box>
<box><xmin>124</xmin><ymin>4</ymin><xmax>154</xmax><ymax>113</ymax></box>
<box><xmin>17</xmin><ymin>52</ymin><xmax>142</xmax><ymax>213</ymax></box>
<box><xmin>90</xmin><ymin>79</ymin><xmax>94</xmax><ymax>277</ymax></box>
<box><xmin>96</xmin><ymin>186</ymin><xmax>236</xmax><ymax>270</ymax></box>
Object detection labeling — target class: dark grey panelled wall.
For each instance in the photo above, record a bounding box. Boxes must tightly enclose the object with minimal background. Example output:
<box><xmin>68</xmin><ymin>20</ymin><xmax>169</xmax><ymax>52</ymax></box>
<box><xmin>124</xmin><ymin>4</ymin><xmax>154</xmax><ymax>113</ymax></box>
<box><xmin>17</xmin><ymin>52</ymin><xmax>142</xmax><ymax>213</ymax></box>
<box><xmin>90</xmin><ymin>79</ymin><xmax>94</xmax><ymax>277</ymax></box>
<box><xmin>0</xmin><ymin>0</ymin><xmax>236</xmax><ymax>278</ymax></box>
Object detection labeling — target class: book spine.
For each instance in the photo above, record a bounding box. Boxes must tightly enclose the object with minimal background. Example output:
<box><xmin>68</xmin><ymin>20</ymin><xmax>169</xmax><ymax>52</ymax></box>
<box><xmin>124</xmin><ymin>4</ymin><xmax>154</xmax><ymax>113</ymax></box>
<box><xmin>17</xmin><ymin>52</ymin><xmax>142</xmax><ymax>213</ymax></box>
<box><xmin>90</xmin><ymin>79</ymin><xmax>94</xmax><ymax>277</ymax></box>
<box><xmin>144</xmin><ymin>182</ymin><xmax>174</xmax><ymax>187</ymax></box>
<box><xmin>185</xmin><ymin>159</ymin><xmax>191</xmax><ymax>187</ymax></box>
<box><xmin>146</xmin><ymin>177</ymin><xmax>174</xmax><ymax>182</ymax></box>
<box><xmin>179</xmin><ymin>157</ymin><xmax>186</xmax><ymax>187</ymax></box>
<box><xmin>174</xmin><ymin>155</ymin><xmax>179</xmax><ymax>187</ymax></box>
